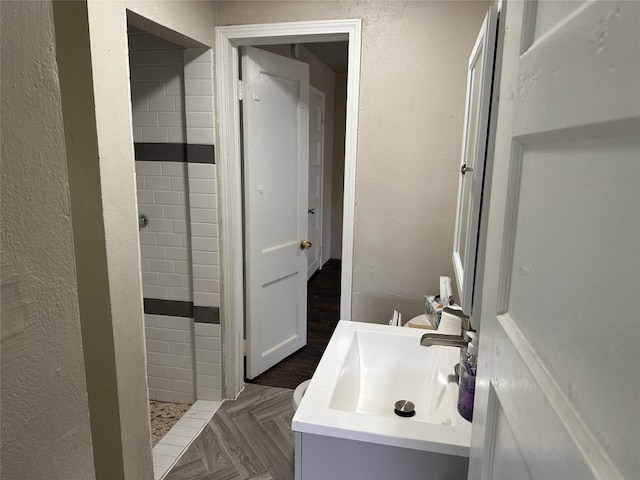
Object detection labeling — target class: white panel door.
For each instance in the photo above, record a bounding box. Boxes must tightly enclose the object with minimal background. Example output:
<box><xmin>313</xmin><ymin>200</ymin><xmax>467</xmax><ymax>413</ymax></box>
<box><xmin>469</xmin><ymin>1</ymin><xmax>639</xmax><ymax>479</ymax></box>
<box><xmin>242</xmin><ymin>46</ymin><xmax>309</xmax><ymax>379</ymax></box>
<box><xmin>307</xmin><ymin>87</ymin><xmax>324</xmax><ymax>279</ymax></box>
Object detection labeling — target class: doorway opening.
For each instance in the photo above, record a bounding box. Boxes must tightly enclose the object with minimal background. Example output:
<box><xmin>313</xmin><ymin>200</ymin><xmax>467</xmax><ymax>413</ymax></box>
<box><xmin>215</xmin><ymin>19</ymin><xmax>362</xmax><ymax>399</ymax></box>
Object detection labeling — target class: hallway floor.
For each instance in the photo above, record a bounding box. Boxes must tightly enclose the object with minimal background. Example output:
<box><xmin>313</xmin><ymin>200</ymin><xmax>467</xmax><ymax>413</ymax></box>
<box><xmin>164</xmin><ymin>384</ymin><xmax>294</xmax><ymax>480</ymax></box>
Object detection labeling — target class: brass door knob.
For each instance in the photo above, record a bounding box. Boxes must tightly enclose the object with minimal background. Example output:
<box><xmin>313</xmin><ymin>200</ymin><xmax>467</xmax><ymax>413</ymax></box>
<box><xmin>300</xmin><ymin>240</ymin><xmax>312</xmax><ymax>250</ymax></box>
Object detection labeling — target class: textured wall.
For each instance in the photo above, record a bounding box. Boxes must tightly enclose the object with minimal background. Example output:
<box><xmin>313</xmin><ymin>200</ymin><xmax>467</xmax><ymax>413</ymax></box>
<box><xmin>216</xmin><ymin>1</ymin><xmax>490</xmax><ymax>323</ymax></box>
<box><xmin>0</xmin><ymin>1</ymin><xmax>96</xmax><ymax>479</ymax></box>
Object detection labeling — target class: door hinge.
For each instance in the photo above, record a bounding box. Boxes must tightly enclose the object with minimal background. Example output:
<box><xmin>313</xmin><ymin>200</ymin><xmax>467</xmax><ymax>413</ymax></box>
<box><xmin>238</xmin><ymin>79</ymin><xmax>244</xmax><ymax>101</ymax></box>
<box><xmin>243</xmin><ymin>338</ymin><xmax>249</xmax><ymax>355</ymax></box>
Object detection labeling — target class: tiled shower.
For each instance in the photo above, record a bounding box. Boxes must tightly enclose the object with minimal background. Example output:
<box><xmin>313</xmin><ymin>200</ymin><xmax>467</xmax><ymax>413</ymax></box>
<box><xmin>128</xmin><ymin>26</ymin><xmax>222</xmax><ymax>403</ymax></box>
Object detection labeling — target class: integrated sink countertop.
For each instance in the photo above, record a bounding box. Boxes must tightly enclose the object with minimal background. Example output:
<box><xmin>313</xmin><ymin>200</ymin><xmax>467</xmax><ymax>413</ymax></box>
<box><xmin>292</xmin><ymin>320</ymin><xmax>472</xmax><ymax>457</ymax></box>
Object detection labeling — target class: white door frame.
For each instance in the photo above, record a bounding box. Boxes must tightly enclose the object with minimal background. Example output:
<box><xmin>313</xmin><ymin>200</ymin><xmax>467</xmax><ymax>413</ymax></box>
<box><xmin>215</xmin><ymin>19</ymin><xmax>362</xmax><ymax>398</ymax></box>
<box><xmin>308</xmin><ymin>85</ymin><xmax>325</xmax><ymax>278</ymax></box>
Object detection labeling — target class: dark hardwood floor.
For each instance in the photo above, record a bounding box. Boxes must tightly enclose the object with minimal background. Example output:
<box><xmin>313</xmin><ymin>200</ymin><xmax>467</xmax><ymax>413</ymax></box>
<box><xmin>248</xmin><ymin>259</ymin><xmax>341</xmax><ymax>390</ymax></box>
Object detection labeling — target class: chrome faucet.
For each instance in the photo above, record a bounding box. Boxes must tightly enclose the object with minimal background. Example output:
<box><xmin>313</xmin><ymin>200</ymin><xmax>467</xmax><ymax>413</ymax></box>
<box><xmin>420</xmin><ymin>308</ymin><xmax>475</xmax><ymax>381</ymax></box>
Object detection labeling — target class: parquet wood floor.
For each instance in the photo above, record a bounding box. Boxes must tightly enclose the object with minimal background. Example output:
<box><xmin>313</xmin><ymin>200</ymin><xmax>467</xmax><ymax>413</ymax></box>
<box><xmin>165</xmin><ymin>384</ymin><xmax>295</xmax><ymax>480</ymax></box>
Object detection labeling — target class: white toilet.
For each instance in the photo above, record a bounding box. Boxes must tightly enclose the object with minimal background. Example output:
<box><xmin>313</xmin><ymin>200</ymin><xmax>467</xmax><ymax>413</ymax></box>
<box><xmin>292</xmin><ymin>379</ymin><xmax>311</xmax><ymax>412</ymax></box>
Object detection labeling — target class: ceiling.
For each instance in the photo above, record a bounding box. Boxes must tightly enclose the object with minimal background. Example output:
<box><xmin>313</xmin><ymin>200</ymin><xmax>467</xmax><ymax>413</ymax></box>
<box><xmin>303</xmin><ymin>41</ymin><xmax>349</xmax><ymax>74</ymax></box>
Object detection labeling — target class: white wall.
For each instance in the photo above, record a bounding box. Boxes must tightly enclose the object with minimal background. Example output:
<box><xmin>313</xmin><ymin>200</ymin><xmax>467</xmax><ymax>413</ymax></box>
<box><xmin>216</xmin><ymin>1</ymin><xmax>491</xmax><ymax>323</ymax></box>
<box><xmin>0</xmin><ymin>1</ymin><xmax>96</xmax><ymax>479</ymax></box>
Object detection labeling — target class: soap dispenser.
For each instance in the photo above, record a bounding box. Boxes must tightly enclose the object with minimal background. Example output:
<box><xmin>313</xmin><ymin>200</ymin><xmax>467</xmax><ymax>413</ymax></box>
<box><xmin>457</xmin><ymin>331</ymin><xmax>478</xmax><ymax>422</ymax></box>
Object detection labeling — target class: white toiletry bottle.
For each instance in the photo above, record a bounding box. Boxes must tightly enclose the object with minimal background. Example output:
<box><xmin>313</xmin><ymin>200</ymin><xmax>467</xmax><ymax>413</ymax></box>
<box><xmin>457</xmin><ymin>331</ymin><xmax>477</xmax><ymax>422</ymax></box>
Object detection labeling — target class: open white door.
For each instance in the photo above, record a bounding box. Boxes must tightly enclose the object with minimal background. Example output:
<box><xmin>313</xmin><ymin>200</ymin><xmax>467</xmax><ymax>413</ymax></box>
<box><xmin>307</xmin><ymin>87</ymin><xmax>324</xmax><ymax>279</ymax></box>
<box><xmin>242</xmin><ymin>46</ymin><xmax>310</xmax><ymax>379</ymax></box>
<box><xmin>469</xmin><ymin>1</ymin><xmax>639</xmax><ymax>479</ymax></box>
<box><xmin>453</xmin><ymin>5</ymin><xmax>498</xmax><ymax>315</ymax></box>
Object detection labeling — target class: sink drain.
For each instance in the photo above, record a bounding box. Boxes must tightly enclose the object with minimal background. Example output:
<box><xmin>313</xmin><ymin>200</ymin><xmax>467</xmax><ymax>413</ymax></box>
<box><xmin>394</xmin><ymin>400</ymin><xmax>415</xmax><ymax>418</ymax></box>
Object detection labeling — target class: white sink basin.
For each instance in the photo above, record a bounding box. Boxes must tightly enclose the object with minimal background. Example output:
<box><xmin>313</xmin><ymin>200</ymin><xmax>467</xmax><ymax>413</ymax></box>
<box><xmin>329</xmin><ymin>328</ymin><xmax>457</xmax><ymax>426</ymax></box>
<box><xmin>292</xmin><ymin>320</ymin><xmax>471</xmax><ymax>456</ymax></box>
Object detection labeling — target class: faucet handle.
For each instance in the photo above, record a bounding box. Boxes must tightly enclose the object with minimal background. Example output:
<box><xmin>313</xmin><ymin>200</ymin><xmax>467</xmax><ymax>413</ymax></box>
<box><xmin>442</xmin><ymin>307</ymin><xmax>473</xmax><ymax>332</ymax></box>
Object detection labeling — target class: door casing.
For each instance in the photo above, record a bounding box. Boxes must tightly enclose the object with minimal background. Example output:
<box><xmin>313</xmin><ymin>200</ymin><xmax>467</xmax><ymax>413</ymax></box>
<box><xmin>215</xmin><ymin>19</ymin><xmax>362</xmax><ymax>399</ymax></box>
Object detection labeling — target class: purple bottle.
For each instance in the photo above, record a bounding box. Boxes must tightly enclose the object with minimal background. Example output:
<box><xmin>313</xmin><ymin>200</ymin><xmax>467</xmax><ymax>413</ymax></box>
<box><xmin>457</xmin><ymin>332</ymin><xmax>477</xmax><ymax>422</ymax></box>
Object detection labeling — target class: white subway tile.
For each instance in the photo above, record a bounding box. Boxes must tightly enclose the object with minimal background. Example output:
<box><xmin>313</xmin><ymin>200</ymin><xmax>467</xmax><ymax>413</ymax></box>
<box><xmin>154</xmin><ymin>391</ymin><xmax>180</xmax><ymax>406</ymax></box>
<box><xmin>154</xmin><ymin>316</ymin><xmax>179</xmax><ymax>329</ymax></box>
<box><xmin>153</xmin><ymin>443</ymin><xmax>184</xmax><ymax>458</ymax></box>
<box><xmin>174</xmin><ymin>261</ymin><xmax>190</xmax><ymax>275</ymax></box>
<box><xmin>195</xmin><ymin>348</ymin><xmax>221</xmax><ymax>363</ymax></box>
<box><xmin>180</xmin><ymin>192</ymin><xmax>188</xmax><ymax>207</ymax></box>
<box><xmin>196</xmin><ymin>386</ymin><xmax>221</xmax><ymax>402</ymax></box>
<box><xmin>162</xmin><ymin>366</ymin><xmax>186</xmax><ymax>380</ymax></box>
<box><xmin>190</xmin><ymin>208</ymin><xmax>217</xmax><ymax>224</ymax></box>
<box><xmin>170</xmin><ymin>177</ymin><xmax>187</xmax><ymax>192</ymax></box>
<box><xmin>167</xmin><ymin>127</ymin><xmax>185</xmax><ymax>143</ymax></box>
<box><xmin>194</xmin><ymin>279</ymin><xmax>219</xmax><ymax>294</ymax></box>
<box><xmin>178</xmin><ymin>392</ymin><xmax>195</xmax><ymax>404</ymax></box>
<box><xmin>141</xmin><ymin>246</ymin><xmax>166</xmax><ymax>260</ymax></box>
<box><xmin>185</xmin><ymin>369</ymin><xmax>194</xmax><ymax>382</ymax></box>
<box><xmin>148</xmin><ymin>219</ymin><xmax>174</xmax><ymax>233</ymax></box>
<box><xmin>145</xmin><ymin>176</ymin><xmax>172</xmax><ymax>191</ymax></box>
<box><xmin>196</xmin><ymin>361</ymin><xmax>218</xmax><ymax>377</ymax></box>
<box><xmin>148</xmin><ymin>48</ymin><xmax>184</xmax><ymax>65</ymax></box>
<box><xmin>131</xmin><ymin>81</ymin><xmax>164</xmax><ymax>98</ymax></box>
<box><xmin>166</xmin><ymin>247</ymin><xmax>188</xmax><ymax>261</ymax></box>
<box><xmin>147</xmin><ymin>363</ymin><xmax>162</xmax><ymax>377</ymax></box>
<box><xmin>141</xmin><ymin>259</ymin><xmax>151</xmax><ymax>271</ymax></box>
<box><xmin>183</xmin><ymin>48</ymin><xmax>211</xmax><ymax>64</ymax></box>
<box><xmin>175</xmin><ymin>317</ymin><xmax>193</xmax><ymax>331</ymax></box>
<box><xmin>168</xmin><ymin>425</ymin><xmax>200</xmax><ymax>438</ymax></box>
<box><xmin>186</xmin><ymin>127</ymin><xmax>214</xmax><ymax>144</ymax></box>
<box><xmin>172</xmin><ymin>219</ymin><xmax>188</xmax><ymax>234</ymax></box>
<box><xmin>146</xmin><ymin>338</ymin><xmax>169</xmax><ymax>353</ymax></box>
<box><xmin>148</xmin><ymin>376</ymin><xmax>171</xmax><ymax>390</ymax></box>
<box><xmin>192</xmin><ymin>251</ymin><xmax>218</xmax><ymax>266</ymax></box>
<box><xmin>158</xmin><ymin>273</ymin><xmax>185</xmax><ymax>287</ymax></box>
<box><xmin>165</xmin><ymin>77</ymin><xmax>182</xmax><ymax>96</ymax></box>
<box><xmin>158</xmin><ymin>112</ymin><xmax>184</xmax><ymax>127</ymax></box>
<box><xmin>187</xmin><ymin>163</ymin><xmax>215</xmax><ymax>179</ymax></box>
<box><xmin>139</xmin><ymin>232</ymin><xmax>157</xmax><ymax>246</ymax></box>
<box><xmin>149</xmin><ymin>259</ymin><xmax>174</xmax><ymax>274</ymax></box>
<box><xmin>162</xmin><ymin>329</ymin><xmax>186</xmax><ymax>343</ymax></box>
<box><xmin>189</xmin><ymin>193</ymin><xmax>216</xmax><ymax>209</ymax></box>
<box><xmin>168</xmin><ymin>287</ymin><xmax>192</xmax><ymax>302</ymax></box>
<box><xmin>146</xmin><ymin>327</ymin><xmax>163</xmax><ymax>341</ymax></box>
<box><xmin>170</xmin><ymin>342</ymin><xmax>192</xmax><ymax>356</ymax></box>
<box><xmin>184</xmin><ymin>80</ymin><xmax>214</xmax><ymax>97</ymax></box>
<box><xmin>132</xmin><ymin>97</ymin><xmax>150</xmax><ymax>112</ymax></box>
<box><xmin>191</xmin><ymin>237</ymin><xmax>214</xmax><ymax>252</ymax></box>
<box><xmin>156</xmin><ymin>65</ymin><xmax>183</xmax><ymax>82</ymax></box>
<box><xmin>129</xmin><ymin>50</ymin><xmax>147</xmax><ymax>66</ymax></box>
<box><xmin>149</xmin><ymin>96</ymin><xmax>175</xmax><ymax>112</ymax></box>
<box><xmin>186</xmin><ymin>111</ymin><xmax>214</xmax><ymax>128</ymax></box>
<box><xmin>185</xmin><ymin>96</ymin><xmax>213</xmax><ymax>112</ymax></box>
<box><xmin>194</xmin><ymin>323</ymin><xmax>216</xmax><ymax>337</ymax></box>
<box><xmin>133</xmin><ymin>111</ymin><xmax>159</xmax><ymax>127</ymax></box>
<box><xmin>136</xmin><ymin>175</ymin><xmax>145</xmax><ymax>190</ymax></box>
<box><xmin>193</xmin><ymin>265</ymin><xmax>218</xmax><ymax>280</ymax></box>
<box><xmin>180</xmin><ymin>234</ymin><xmax>189</xmax><ymax>248</ymax></box>
<box><xmin>164</xmin><ymin>206</ymin><xmax>187</xmax><ymax>220</ymax></box>
<box><xmin>190</xmin><ymin>222</ymin><xmax>217</xmax><ymax>238</ymax></box>
<box><xmin>136</xmin><ymin>190</ymin><xmax>154</xmax><ymax>204</ymax></box>
<box><xmin>133</xmin><ymin>127</ymin><xmax>144</xmax><ymax>143</ymax></box>
<box><xmin>143</xmin><ymin>285</ymin><xmax>169</xmax><ymax>300</ymax></box>
<box><xmin>174</xmin><ymin>96</ymin><xmax>184</xmax><ymax>112</ymax></box>
<box><xmin>193</xmin><ymin>292</ymin><xmax>219</xmax><ymax>307</ymax></box>
<box><xmin>188</xmin><ymin>179</ymin><xmax>216</xmax><ymax>194</ymax></box>
<box><xmin>154</xmin><ymin>191</ymin><xmax>181</xmax><ymax>206</ymax></box>
<box><xmin>184</xmin><ymin>62</ymin><xmax>213</xmax><ymax>80</ymax></box>
<box><xmin>142</xmin><ymin>127</ymin><xmax>169</xmax><ymax>143</ymax></box>
<box><xmin>174</xmin><ymin>417</ymin><xmax>203</xmax><ymax>429</ymax></box>
<box><xmin>161</xmin><ymin>162</ymin><xmax>186</xmax><ymax>177</ymax></box>
<box><xmin>170</xmin><ymin>379</ymin><xmax>195</xmax><ymax>394</ymax></box>
<box><xmin>138</xmin><ymin>204</ymin><xmax>164</xmax><ymax>219</ymax></box>
<box><xmin>142</xmin><ymin>272</ymin><xmax>159</xmax><ymax>285</ymax></box>
<box><xmin>136</xmin><ymin>161</ymin><xmax>162</xmax><ymax>176</ymax></box>
<box><xmin>154</xmin><ymin>352</ymin><xmax>179</xmax><ymax>367</ymax></box>
<box><xmin>159</xmin><ymin>434</ymin><xmax>191</xmax><ymax>448</ymax></box>
<box><xmin>131</xmin><ymin>65</ymin><xmax>156</xmax><ymax>81</ymax></box>
<box><xmin>177</xmin><ymin>355</ymin><xmax>193</xmax><ymax>368</ymax></box>
<box><xmin>196</xmin><ymin>374</ymin><xmax>221</xmax><ymax>389</ymax></box>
